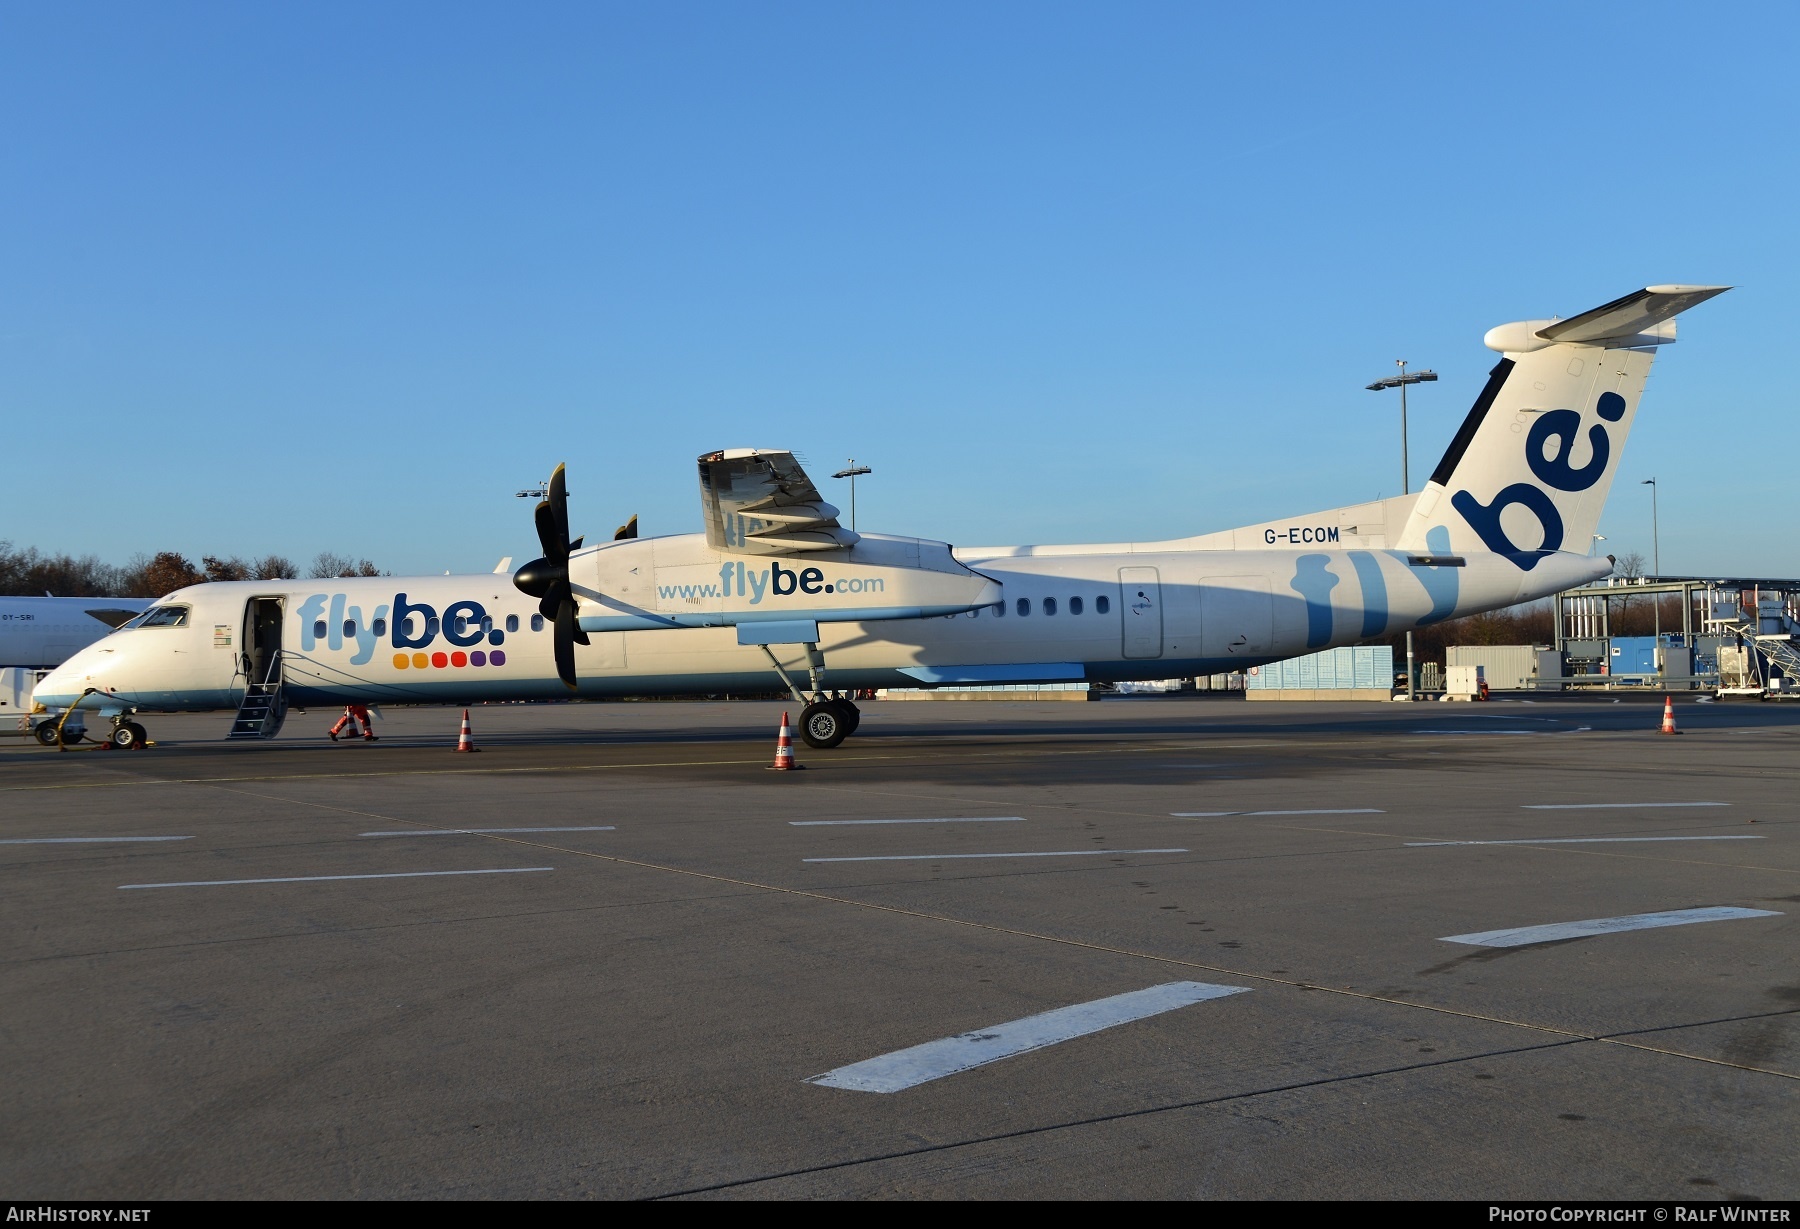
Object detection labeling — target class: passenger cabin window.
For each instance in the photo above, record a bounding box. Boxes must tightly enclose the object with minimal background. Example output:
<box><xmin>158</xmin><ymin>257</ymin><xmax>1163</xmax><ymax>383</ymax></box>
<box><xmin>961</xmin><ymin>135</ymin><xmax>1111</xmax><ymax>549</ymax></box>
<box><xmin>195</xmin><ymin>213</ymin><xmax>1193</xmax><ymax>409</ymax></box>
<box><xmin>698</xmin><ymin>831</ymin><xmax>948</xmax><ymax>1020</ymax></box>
<box><xmin>313</xmin><ymin>620</ymin><xmax>328</xmax><ymax>639</ymax></box>
<box><xmin>530</xmin><ymin>613</ymin><xmax>545</xmax><ymax>632</ymax></box>
<box><xmin>1096</xmin><ymin>595</ymin><xmax>1111</xmax><ymax>614</ymax></box>
<box><xmin>1044</xmin><ymin>597</ymin><xmax>1057</xmax><ymax>616</ymax></box>
<box><xmin>506</xmin><ymin>614</ymin><xmax>520</xmax><ymax>633</ymax></box>
<box><xmin>342</xmin><ymin>619</ymin><xmax>356</xmax><ymax>638</ymax></box>
<box><xmin>137</xmin><ymin>606</ymin><xmax>190</xmax><ymax>629</ymax></box>
<box><xmin>992</xmin><ymin>601</ymin><xmax>1004</xmax><ymax>617</ymax></box>
<box><xmin>452</xmin><ymin>616</ymin><xmax>467</xmax><ymax>635</ymax></box>
<box><xmin>1070</xmin><ymin>596</ymin><xmax>1084</xmax><ymax>615</ymax></box>
<box><xmin>480</xmin><ymin>616</ymin><xmax>494</xmax><ymax>634</ymax></box>
<box><xmin>1016</xmin><ymin>598</ymin><xmax>1030</xmax><ymax>617</ymax></box>
<box><xmin>372</xmin><ymin>618</ymin><xmax>387</xmax><ymax>636</ymax></box>
<box><xmin>425</xmin><ymin>617</ymin><xmax>440</xmax><ymax>637</ymax></box>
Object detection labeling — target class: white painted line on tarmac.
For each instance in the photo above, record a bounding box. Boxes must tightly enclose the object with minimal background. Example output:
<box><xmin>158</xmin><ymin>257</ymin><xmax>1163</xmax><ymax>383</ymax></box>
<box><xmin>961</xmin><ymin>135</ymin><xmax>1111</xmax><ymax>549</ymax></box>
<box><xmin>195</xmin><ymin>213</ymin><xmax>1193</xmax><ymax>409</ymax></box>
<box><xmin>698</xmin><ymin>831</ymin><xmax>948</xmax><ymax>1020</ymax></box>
<box><xmin>1170</xmin><ymin>808</ymin><xmax>1384</xmax><ymax>818</ymax></box>
<box><xmin>1409</xmin><ymin>837</ymin><xmax>1763</xmax><ymax>847</ymax></box>
<box><xmin>0</xmin><ymin>836</ymin><xmax>192</xmax><ymax>844</ymax></box>
<box><xmin>807</xmin><ymin>981</ymin><xmax>1250</xmax><ymax>1093</ymax></box>
<box><xmin>789</xmin><ymin>817</ymin><xmax>1025</xmax><ymax>826</ymax></box>
<box><xmin>119</xmin><ymin>868</ymin><xmax>554</xmax><ymax>889</ymax></box>
<box><xmin>1440</xmin><ymin>906</ymin><xmax>1782</xmax><ymax>948</ymax></box>
<box><xmin>360</xmin><ymin>826</ymin><xmax>615</xmax><ymax>836</ymax></box>
<box><xmin>803</xmin><ymin>848</ymin><xmax>1188</xmax><ymax>863</ymax></box>
<box><xmin>1521</xmin><ymin>802</ymin><xmax>1729</xmax><ymax>810</ymax></box>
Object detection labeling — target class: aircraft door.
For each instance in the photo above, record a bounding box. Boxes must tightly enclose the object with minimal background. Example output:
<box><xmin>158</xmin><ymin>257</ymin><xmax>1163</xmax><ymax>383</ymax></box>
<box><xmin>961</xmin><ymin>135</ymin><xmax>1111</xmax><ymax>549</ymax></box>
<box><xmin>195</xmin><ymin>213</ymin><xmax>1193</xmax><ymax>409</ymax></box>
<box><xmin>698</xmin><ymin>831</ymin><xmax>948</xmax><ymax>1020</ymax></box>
<box><xmin>1200</xmin><ymin>576</ymin><xmax>1273</xmax><ymax>659</ymax></box>
<box><xmin>1119</xmin><ymin>567</ymin><xmax>1164</xmax><ymax>659</ymax></box>
<box><xmin>244</xmin><ymin>598</ymin><xmax>284</xmax><ymax>687</ymax></box>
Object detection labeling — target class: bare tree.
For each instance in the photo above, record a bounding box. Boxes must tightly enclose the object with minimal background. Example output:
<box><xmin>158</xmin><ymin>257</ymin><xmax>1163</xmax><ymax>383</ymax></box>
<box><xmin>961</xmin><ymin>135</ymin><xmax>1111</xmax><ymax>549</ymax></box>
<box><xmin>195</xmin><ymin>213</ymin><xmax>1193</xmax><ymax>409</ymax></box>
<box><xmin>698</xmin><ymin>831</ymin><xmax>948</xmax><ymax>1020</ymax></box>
<box><xmin>252</xmin><ymin>555</ymin><xmax>298</xmax><ymax>580</ymax></box>
<box><xmin>310</xmin><ymin>552</ymin><xmax>352</xmax><ymax>578</ymax></box>
<box><xmin>0</xmin><ymin>541</ymin><xmax>131</xmax><ymax>596</ymax></box>
<box><xmin>202</xmin><ymin>555</ymin><xmax>251</xmax><ymax>582</ymax></box>
<box><xmin>1614</xmin><ymin>551</ymin><xmax>1647</xmax><ymax>580</ymax></box>
<box><xmin>131</xmin><ymin>552</ymin><xmax>206</xmax><ymax>597</ymax></box>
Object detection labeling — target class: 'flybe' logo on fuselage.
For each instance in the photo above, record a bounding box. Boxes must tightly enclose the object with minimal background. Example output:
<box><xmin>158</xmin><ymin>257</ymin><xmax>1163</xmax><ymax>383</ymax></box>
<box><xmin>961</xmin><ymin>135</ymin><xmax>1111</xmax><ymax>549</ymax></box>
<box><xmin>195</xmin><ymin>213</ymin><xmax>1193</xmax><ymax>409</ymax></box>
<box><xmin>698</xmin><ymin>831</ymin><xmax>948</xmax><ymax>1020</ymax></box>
<box><xmin>1449</xmin><ymin>389</ymin><xmax>1625</xmax><ymax>572</ymax></box>
<box><xmin>658</xmin><ymin>562</ymin><xmax>886</xmax><ymax>604</ymax></box>
<box><xmin>297</xmin><ymin>593</ymin><xmax>512</xmax><ymax>671</ymax></box>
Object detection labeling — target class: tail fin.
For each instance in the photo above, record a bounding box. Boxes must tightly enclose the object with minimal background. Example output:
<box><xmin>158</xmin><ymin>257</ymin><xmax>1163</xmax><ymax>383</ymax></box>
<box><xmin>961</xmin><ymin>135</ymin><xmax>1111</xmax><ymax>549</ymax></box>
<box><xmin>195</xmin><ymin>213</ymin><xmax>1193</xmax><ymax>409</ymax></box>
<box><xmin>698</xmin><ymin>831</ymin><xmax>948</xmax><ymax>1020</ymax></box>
<box><xmin>1394</xmin><ymin>285</ymin><xmax>1729</xmax><ymax>568</ymax></box>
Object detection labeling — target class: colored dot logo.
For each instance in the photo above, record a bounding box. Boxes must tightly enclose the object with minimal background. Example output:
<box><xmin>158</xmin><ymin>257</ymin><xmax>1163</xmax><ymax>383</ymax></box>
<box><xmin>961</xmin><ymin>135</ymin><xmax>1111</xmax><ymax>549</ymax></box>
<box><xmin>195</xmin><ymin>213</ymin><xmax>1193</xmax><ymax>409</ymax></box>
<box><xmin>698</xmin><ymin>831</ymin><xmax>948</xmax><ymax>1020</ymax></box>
<box><xmin>394</xmin><ymin>649</ymin><xmax>505</xmax><ymax>670</ymax></box>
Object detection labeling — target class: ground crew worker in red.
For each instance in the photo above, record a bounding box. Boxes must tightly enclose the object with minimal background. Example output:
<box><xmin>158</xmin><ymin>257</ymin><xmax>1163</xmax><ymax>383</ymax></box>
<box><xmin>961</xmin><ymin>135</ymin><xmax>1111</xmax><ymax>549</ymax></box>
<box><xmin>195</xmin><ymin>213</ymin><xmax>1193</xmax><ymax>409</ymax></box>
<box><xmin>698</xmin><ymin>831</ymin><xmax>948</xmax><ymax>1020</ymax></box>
<box><xmin>329</xmin><ymin>703</ymin><xmax>377</xmax><ymax>742</ymax></box>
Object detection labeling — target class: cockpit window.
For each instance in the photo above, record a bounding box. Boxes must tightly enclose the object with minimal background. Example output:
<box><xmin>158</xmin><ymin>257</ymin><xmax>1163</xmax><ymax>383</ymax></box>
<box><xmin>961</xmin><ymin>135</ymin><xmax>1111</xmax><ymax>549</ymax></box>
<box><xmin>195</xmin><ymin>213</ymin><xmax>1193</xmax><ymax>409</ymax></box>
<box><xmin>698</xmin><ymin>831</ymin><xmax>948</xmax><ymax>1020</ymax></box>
<box><xmin>134</xmin><ymin>605</ymin><xmax>190</xmax><ymax>629</ymax></box>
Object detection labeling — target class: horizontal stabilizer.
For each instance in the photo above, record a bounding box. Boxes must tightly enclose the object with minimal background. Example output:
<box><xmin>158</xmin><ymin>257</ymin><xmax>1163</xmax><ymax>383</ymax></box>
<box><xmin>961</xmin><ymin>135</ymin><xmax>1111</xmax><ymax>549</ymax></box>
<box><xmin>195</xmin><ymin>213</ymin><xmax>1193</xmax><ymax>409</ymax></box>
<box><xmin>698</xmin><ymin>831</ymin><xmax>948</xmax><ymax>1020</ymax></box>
<box><xmin>1533</xmin><ymin>284</ymin><xmax>1729</xmax><ymax>345</ymax></box>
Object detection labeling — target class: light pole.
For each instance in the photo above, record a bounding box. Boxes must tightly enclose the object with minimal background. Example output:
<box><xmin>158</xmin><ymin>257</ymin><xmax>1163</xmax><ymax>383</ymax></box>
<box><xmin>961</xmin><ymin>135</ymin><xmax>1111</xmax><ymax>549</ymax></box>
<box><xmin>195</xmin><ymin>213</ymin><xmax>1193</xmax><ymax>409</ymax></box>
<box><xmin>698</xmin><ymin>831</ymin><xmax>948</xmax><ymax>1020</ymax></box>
<box><xmin>1642</xmin><ymin>478</ymin><xmax>1661</xmax><ymax>664</ymax></box>
<box><xmin>1366</xmin><ymin>362</ymin><xmax>1438</xmax><ymax>700</ymax></box>
<box><xmin>831</xmin><ymin>460</ymin><xmax>872</xmax><ymax>531</ymax></box>
<box><xmin>1591</xmin><ymin>533</ymin><xmax>1607</xmax><ymax>556</ymax></box>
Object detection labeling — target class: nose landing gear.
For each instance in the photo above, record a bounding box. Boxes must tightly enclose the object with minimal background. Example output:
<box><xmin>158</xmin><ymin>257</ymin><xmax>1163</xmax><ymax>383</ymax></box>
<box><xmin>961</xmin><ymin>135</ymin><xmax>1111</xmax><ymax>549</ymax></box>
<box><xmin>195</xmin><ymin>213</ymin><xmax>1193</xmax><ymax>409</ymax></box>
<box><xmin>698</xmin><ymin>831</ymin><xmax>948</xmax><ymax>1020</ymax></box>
<box><xmin>108</xmin><ymin>721</ymin><xmax>149</xmax><ymax>750</ymax></box>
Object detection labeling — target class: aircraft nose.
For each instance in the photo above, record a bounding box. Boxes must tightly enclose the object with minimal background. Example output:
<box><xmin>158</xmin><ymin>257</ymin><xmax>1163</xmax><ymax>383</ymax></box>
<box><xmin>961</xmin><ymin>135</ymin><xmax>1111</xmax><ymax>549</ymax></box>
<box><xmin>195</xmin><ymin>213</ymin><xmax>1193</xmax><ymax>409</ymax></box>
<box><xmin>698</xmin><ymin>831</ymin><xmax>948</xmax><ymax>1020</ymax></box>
<box><xmin>33</xmin><ymin>646</ymin><xmax>114</xmax><ymax>709</ymax></box>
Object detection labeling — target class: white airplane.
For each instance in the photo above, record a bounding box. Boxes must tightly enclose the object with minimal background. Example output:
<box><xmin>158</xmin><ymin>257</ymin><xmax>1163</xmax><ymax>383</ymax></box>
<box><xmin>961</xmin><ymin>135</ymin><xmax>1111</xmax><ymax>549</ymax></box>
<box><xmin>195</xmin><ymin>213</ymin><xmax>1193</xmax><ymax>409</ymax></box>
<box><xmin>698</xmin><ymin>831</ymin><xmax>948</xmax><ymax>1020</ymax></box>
<box><xmin>1</xmin><ymin>596</ymin><xmax>152</xmax><ymax>668</ymax></box>
<box><xmin>34</xmin><ymin>284</ymin><xmax>1728</xmax><ymax>751</ymax></box>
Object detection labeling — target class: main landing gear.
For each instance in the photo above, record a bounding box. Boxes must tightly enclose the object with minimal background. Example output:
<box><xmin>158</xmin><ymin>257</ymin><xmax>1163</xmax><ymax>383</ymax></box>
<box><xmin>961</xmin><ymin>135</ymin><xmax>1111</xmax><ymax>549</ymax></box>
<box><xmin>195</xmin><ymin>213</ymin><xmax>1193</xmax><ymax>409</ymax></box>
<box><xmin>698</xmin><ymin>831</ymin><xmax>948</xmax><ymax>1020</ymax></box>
<box><xmin>754</xmin><ymin>639</ymin><xmax>862</xmax><ymax>750</ymax></box>
<box><xmin>799</xmin><ymin>696</ymin><xmax>860</xmax><ymax>750</ymax></box>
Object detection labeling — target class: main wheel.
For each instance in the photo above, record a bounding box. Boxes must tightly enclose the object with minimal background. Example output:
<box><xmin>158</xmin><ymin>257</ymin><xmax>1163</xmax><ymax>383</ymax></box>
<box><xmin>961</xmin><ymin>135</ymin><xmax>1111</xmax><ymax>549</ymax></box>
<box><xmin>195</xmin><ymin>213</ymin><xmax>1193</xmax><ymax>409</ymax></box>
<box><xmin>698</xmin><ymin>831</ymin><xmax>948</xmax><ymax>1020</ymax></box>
<box><xmin>110</xmin><ymin>723</ymin><xmax>146</xmax><ymax>750</ymax></box>
<box><xmin>833</xmin><ymin>698</ymin><xmax>860</xmax><ymax>735</ymax></box>
<box><xmin>799</xmin><ymin>700</ymin><xmax>849</xmax><ymax>749</ymax></box>
<box><xmin>34</xmin><ymin>723</ymin><xmax>62</xmax><ymax>747</ymax></box>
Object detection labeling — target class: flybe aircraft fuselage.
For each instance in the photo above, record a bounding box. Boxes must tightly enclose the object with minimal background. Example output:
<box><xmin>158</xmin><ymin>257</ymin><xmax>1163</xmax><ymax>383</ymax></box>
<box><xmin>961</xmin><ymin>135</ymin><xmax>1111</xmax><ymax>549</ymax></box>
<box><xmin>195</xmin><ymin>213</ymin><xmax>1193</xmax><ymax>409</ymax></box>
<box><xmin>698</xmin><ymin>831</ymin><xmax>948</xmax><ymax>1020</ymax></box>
<box><xmin>38</xmin><ymin>528</ymin><xmax>1604</xmax><ymax>712</ymax></box>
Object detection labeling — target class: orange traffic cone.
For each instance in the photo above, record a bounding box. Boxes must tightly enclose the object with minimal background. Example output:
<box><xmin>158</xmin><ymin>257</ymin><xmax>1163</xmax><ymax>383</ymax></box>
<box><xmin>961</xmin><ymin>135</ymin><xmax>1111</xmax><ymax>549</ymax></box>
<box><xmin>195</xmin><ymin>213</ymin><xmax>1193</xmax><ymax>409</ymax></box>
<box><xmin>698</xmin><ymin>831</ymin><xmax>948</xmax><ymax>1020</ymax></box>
<box><xmin>456</xmin><ymin>708</ymin><xmax>480</xmax><ymax>752</ymax></box>
<box><xmin>1659</xmin><ymin>695</ymin><xmax>1680</xmax><ymax>735</ymax></box>
<box><xmin>767</xmin><ymin>710</ymin><xmax>801</xmax><ymax>771</ymax></box>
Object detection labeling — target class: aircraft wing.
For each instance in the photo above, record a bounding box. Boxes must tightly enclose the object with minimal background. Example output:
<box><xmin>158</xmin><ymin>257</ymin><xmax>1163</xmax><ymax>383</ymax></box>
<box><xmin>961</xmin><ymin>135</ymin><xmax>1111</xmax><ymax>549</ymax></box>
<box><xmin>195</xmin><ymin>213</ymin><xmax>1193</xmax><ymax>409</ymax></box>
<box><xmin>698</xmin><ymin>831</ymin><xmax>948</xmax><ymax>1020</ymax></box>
<box><xmin>697</xmin><ymin>448</ymin><xmax>859</xmax><ymax>556</ymax></box>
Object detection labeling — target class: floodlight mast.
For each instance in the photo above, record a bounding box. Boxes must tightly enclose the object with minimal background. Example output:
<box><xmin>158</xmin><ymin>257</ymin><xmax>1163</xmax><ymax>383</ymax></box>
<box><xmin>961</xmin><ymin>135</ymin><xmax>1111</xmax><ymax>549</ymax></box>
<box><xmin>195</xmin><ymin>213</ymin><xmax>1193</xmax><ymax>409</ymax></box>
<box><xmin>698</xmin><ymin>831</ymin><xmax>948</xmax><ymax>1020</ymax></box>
<box><xmin>1365</xmin><ymin>362</ymin><xmax>1437</xmax><ymax>701</ymax></box>
<box><xmin>831</xmin><ymin>460</ymin><xmax>873</xmax><ymax>530</ymax></box>
<box><xmin>1643</xmin><ymin>477</ymin><xmax>1661</xmax><ymax>661</ymax></box>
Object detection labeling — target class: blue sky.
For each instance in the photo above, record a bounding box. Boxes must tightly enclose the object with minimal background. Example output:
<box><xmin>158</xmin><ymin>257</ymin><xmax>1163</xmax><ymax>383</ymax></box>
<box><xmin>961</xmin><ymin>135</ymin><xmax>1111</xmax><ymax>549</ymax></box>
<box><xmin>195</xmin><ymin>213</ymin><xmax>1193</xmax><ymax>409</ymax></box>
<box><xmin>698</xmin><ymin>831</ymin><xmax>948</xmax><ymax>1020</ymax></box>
<box><xmin>5</xmin><ymin>2</ymin><xmax>1795</xmax><ymax>577</ymax></box>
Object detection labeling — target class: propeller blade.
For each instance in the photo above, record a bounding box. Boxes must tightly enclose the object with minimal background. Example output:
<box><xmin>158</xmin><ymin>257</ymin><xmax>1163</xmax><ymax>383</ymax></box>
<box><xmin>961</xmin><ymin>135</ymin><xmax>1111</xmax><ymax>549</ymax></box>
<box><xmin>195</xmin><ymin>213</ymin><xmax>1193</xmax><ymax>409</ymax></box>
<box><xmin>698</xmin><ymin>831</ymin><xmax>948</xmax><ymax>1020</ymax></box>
<box><xmin>518</xmin><ymin>462</ymin><xmax>595</xmax><ymax>685</ymax></box>
<box><xmin>552</xmin><ymin>598</ymin><xmax>579</xmax><ymax>690</ymax></box>
<box><xmin>545</xmin><ymin>464</ymin><xmax>570</xmax><ymax>552</ymax></box>
<box><xmin>533</xmin><ymin>502</ymin><xmax>563</xmax><ymax>563</ymax></box>
<box><xmin>614</xmin><ymin>515</ymin><xmax>638</xmax><ymax>541</ymax></box>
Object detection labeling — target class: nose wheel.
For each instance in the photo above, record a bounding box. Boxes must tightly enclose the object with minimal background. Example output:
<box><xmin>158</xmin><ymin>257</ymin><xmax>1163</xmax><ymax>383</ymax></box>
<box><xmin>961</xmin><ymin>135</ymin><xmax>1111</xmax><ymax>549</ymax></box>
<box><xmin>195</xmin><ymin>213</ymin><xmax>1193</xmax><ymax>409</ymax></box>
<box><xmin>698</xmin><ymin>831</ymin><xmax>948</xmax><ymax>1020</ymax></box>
<box><xmin>109</xmin><ymin>722</ymin><xmax>148</xmax><ymax>750</ymax></box>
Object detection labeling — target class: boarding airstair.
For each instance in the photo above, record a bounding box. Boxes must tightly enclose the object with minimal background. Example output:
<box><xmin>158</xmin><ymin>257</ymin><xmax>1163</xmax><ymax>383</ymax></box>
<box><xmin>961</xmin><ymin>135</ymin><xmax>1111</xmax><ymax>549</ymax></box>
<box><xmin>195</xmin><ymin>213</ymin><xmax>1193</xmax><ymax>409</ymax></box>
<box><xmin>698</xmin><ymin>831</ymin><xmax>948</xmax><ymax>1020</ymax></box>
<box><xmin>229</xmin><ymin>651</ymin><xmax>289</xmax><ymax>739</ymax></box>
<box><xmin>1704</xmin><ymin>591</ymin><xmax>1800</xmax><ymax>697</ymax></box>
